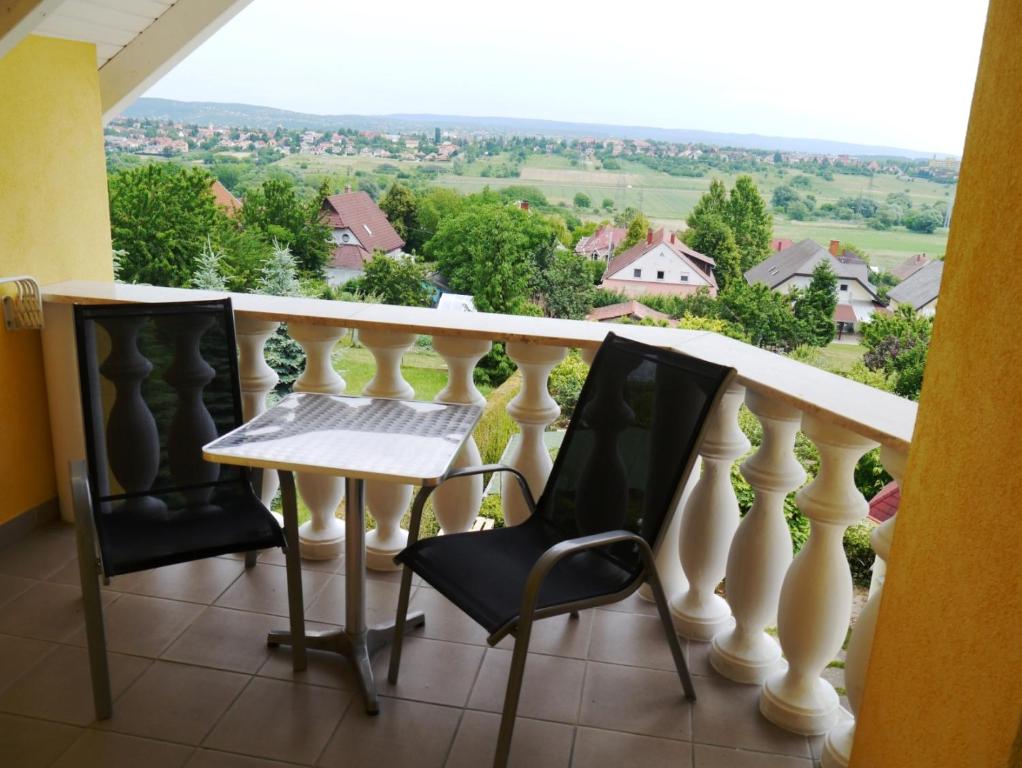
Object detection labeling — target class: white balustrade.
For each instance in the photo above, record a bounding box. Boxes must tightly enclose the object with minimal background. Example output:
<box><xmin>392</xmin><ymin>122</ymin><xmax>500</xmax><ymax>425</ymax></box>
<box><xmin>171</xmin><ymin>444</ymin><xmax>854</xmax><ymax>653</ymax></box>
<box><xmin>290</xmin><ymin>322</ymin><xmax>347</xmax><ymax>560</ymax></box>
<box><xmin>672</xmin><ymin>381</ymin><xmax>749</xmax><ymax>641</ymax></box>
<box><xmin>760</xmin><ymin>415</ymin><xmax>878</xmax><ymax>735</ymax></box>
<box><xmin>822</xmin><ymin>446</ymin><xmax>907</xmax><ymax>767</ymax></box>
<box><xmin>359</xmin><ymin>328</ymin><xmax>416</xmax><ymax>570</ymax></box>
<box><xmin>711</xmin><ymin>391</ymin><xmax>804</xmax><ymax>683</ymax></box>
<box><xmin>431</xmin><ymin>335</ymin><xmax>491</xmax><ymax>534</ymax></box>
<box><xmin>503</xmin><ymin>342</ymin><xmax>566</xmax><ymax>526</ymax></box>
<box><xmin>235</xmin><ymin>316</ymin><xmax>281</xmax><ymax>508</ymax></box>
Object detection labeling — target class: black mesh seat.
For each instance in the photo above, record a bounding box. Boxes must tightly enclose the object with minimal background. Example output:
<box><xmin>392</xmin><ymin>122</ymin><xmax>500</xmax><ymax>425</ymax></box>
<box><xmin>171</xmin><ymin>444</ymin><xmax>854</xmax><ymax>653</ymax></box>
<box><xmin>389</xmin><ymin>332</ymin><xmax>735</xmax><ymax>768</ymax></box>
<box><xmin>70</xmin><ymin>299</ymin><xmax>286</xmax><ymax>718</ymax></box>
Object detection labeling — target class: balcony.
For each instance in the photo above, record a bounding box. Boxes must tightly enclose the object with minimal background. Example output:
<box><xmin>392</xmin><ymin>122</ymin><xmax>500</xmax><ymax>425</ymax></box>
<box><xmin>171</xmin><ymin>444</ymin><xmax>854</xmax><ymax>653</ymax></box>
<box><xmin>0</xmin><ymin>279</ymin><xmax>917</xmax><ymax>767</ymax></box>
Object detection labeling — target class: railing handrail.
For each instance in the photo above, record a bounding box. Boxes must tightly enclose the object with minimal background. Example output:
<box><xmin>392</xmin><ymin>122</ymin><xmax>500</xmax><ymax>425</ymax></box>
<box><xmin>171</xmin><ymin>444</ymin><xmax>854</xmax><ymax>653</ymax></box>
<box><xmin>41</xmin><ymin>280</ymin><xmax>916</xmax><ymax>449</ymax></box>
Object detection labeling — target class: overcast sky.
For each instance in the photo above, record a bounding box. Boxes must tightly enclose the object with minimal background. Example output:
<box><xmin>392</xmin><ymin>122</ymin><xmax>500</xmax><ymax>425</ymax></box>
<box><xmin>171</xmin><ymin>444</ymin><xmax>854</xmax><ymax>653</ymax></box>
<box><xmin>146</xmin><ymin>0</ymin><xmax>989</xmax><ymax>156</ymax></box>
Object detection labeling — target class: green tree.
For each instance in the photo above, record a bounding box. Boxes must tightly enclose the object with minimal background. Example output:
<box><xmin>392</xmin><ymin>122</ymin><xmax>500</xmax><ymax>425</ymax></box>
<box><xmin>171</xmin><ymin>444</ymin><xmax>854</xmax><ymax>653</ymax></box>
<box><xmin>727</xmin><ymin>175</ymin><xmax>773</xmax><ymax>271</ymax></box>
<box><xmin>793</xmin><ymin>260</ymin><xmax>838</xmax><ymax>346</ymax></box>
<box><xmin>601</xmin><ymin>197</ymin><xmax>614</xmax><ymax>211</ymax></box>
<box><xmin>257</xmin><ymin>240</ymin><xmax>305</xmax><ymax>391</ymax></box>
<box><xmin>686</xmin><ymin>213</ymin><xmax>743</xmax><ymax>290</ymax></box>
<box><xmin>573</xmin><ymin>192</ymin><xmax>592</xmax><ymax>209</ymax></box>
<box><xmin>191</xmin><ymin>237</ymin><xmax>227</xmax><ymax>290</ymax></box>
<box><xmin>539</xmin><ymin>251</ymin><xmax>596</xmax><ymax>319</ymax></box>
<box><xmin>413</xmin><ymin>187</ymin><xmax>464</xmax><ymax>252</ymax></box>
<box><xmin>903</xmin><ymin>208</ymin><xmax>943</xmax><ymax>233</ymax></box>
<box><xmin>379</xmin><ymin>182</ymin><xmax>418</xmax><ymax>244</ymax></box>
<box><xmin>617</xmin><ymin>210</ymin><xmax>651</xmax><ymax>252</ymax></box>
<box><xmin>240</xmin><ymin>177</ymin><xmax>332</xmax><ymax>276</ymax></box>
<box><xmin>686</xmin><ymin>178</ymin><xmax>729</xmax><ymax>232</ymax></box>
<box><xmin>717</xmin><ymin>282</ymin><xmax>804</xmax><ymax>350</ymax></box>
<box><xmin>350</xmin><ymin>253</ymin><xmax>433</xmax><ymax>307</ymax></box>
<box><xmin>109</xmin><ymin>163</ymin><xmax>231</xmax><ymax>286</ymax></box>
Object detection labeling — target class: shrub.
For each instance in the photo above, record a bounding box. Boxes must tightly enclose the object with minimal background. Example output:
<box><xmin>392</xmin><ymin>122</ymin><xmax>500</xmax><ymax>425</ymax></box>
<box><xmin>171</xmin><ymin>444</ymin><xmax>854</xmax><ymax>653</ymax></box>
<box><xmin>843</xmin><ymin>522</ymin><xmax>876</xmax><ymax>587</ymax></box>
<box><xmin>475</xmin><ymin>372</ymin><xmax>520</xmax><ymax>466</ymax></box>
<box><xmin>548</xmin><ymin>351</ymin><xmax>589</xmax><ymax>425</ymax></box>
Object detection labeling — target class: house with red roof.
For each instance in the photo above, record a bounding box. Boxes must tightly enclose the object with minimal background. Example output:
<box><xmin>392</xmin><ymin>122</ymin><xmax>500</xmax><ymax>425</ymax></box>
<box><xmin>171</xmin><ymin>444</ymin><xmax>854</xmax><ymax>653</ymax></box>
<box><xmin>320</xmin><ymin>189</ymin><xmax>405</xmax><ymax>285</ymax></box>
<box><xmin>210</xmin><ymin>180</ymin><xmax>241</xmax><ymax>218</ymax></box>
<box><xmin>575</xmin><ymin>225</ymin><xmax>629</xmax><ymax>264</ymax></box>
<box><xmin>600</xmin><ymin>228</ymin><xmax>717</xmax><ymax>298</ymax></box>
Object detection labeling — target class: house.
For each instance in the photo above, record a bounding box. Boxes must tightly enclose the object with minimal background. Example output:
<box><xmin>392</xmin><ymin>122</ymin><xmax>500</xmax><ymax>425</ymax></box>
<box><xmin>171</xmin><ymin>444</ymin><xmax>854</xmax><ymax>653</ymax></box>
<box><xmin>586</xmin><ymin>300</ymin><xmax>672</xmax><ymax>324</ymax></box>
<box><xmin>890</xmin><ymin>253</ymin><xmax>931</xmax><ymax>281</ymax></box>
<box><xmin>319</xmin><ymin>189</ymin><xmax>405</xmax><ymax>285</ymax></box>
<box><xmin>574</xmin><ymin>225</ymin><xmax>629</xmax><ymax>263</ymax></box>
<box><xmin>209</xmin><ymin>179</ymin><xmax>241</xmax><ymax>217</ymax></box>
<box><xmin>600</xmin><ymin>228</ymin><xmax>717</xmax><ymax>298</ymax></box>
<box><xmin>744</xmin><ymin>238</ymin><xmax>880</xmax><ymax>329</ymax></box>
<box><xmin>887</xmin><ymin>259</ymin><xmax>943</xmax><ymax>316</ymax></box>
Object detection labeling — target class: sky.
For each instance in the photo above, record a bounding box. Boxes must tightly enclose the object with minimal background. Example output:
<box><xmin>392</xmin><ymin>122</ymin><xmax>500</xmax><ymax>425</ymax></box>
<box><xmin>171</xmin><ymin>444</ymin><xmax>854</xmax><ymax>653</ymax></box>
<box><xmin>146</xmin><ymin>0</ymin><xmax>990</xmax><ymax>156</ymax></box>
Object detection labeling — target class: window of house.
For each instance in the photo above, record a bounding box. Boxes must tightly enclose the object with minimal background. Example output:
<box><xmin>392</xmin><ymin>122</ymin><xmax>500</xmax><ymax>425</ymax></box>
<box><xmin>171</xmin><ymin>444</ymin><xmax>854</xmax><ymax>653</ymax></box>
<box><xmin>341</xmin><ymin>233</ymin><xmax>350</xmax><ymax>243</ymax></box>
<box><xmin>633</xmin><ymin>268</ymin><xmax>641</xmax><ymax>278</ymax></box>
<box><xmin>680</xmin><ymin>274</ymin><xmax>689</xmax><ymax>282</ymax></box>
<box><xmin>840</xmin><ymin>283</ymin><xmax>849</xmax><ymax>291</ymax></box>
<box><xmin>656</xmin><ymin>270</ymin><xmax>665</xmax><ymax>280</ymax></box>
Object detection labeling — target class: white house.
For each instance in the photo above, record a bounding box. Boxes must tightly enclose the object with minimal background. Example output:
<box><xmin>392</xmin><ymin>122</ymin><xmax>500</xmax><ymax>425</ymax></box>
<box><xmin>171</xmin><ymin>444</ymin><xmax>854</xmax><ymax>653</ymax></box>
<box><xmin>600</xmin><ymin>228</ymin><xmax>717</xmax><ymax>298</ymax></box>
<box><xmin>888</xmin><ymin>260</ymin><xmax>943</xmax><ymax>317</ymax></box>
<box><xmin>320</xmin><ymin>189</ymin><xmax>405</xmax><ymax>286</ymax></box>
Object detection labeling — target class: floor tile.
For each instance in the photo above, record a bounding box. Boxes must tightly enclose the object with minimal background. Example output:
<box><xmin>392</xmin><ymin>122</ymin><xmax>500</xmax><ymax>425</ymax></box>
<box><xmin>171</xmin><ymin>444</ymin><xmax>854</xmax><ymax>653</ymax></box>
<box><xmin>494</xmin><ymin>609</ymin><xmax>595</xmax><ymax>659</ymax></box>
<box><xmin>579</xmin><ymin>661</ymin><xmax>692</xmax><ymax>741</ymax></box>
<box><xmin>257</xmin><ymin>644</ymin><xmax>356</xmax><ymax>691</ymax></box>
<box><xmin>0</xmin><ymin>633</ymin><xmax>54</xmax><ymax>693</ymax></box>
<box><xmin>445</xmin><ymin>710</ymin><xmax>573</xmax><ymax>768</ymax></box>
<box><xmin>0</xmin><ymin>572</ymin><xmax>36</xmax><ymax>609</ymax></box>
<box><xmin>407</xmin><ymin>585</ymin><xmax>490</xmax><ymax>645</ymax></box>
<box><xmin>161</xmin><ymin>606</ymin><xmax>285</xmax><ymax>673</ymax></box>
<box><xmin>258</xmin><ymin>547</ymin><xmax>341</xmax><ymax>573</ymax></box>
<box><xmin>687</xmin><ymin>637</ymin><xmax>715</xmax><ymax>676</ymax></box>
<box><xmin>0</xmin><ymin>580</ymin><xmax>118</xmax><ymax>642</ymax></box>
<box><xmin>693</xmin><ymin>744</ymin><xmax>814</xmax><ymax>767</ymax></box>
<box><xmin>0</xmin><ymin>644</ymin><xmax>149</xmax><ymax>725</ymax></box>
<box><xmin>99</xmin><ymin>661</ymin><xmax>249</xmax><ymax>745</ymax></box>
<box><xmin>52</xmin><ymin>730</ymin><xmax>193</xmax><ymax>768</ymax></box>
<box><xmin>317</xmin><ymin>696</ymin><xmax>460</xmax><ymax>768</ymax></box>
<box><xmin>204</xmin><ymin>677</ymin><xmax>350</xmax><ymax>764</ymax></box>
<box><xmin>0</xmin><ymin>525</ymin><xmax>76</xmax><ymax>580</ymax></box>
<box><xmin>572</xmin><ymin>727</ymin><xmax>693</xmax><ymax>768</ymax></box>
<box><xmin>0</xmin><ymin>712</ymin><xmax>82</xmax><ymax>768</ymax></box>
<box><xmin>468</xmin><ymin>648</ymin><xmax>585</xmax><ymax>724</ymax></box>
<box><xmin>372</xmin><ymin>636</ymin><xmax>484</xmax><ymax>707</ymax></box>
<box><xmin>305</xmin><ymin>572</ymin><xmax>410</xmax><ymax>627</ymax></box>
<box><xmin>105</xmin><ymin>558</ymin><xmax>248</xmax><ymax>604</ymax></box>
<box><xmin>186</xmin><ymin>749</ymin><xmax>303</xmax><ymax>768</ymax></box>
<box><xmin>599</xmin><ymin>591</ymin><xmax>659</xmax><ymax>616</ymax></box>
<box><xmin>68</xmin><ymin>593</ymin><xmax>205</xmax><ymax>657</ymax></box>
<box><xmin>216</xmin><ymin>563</ymin><xmax>332</xmax><ymax>617</ymax></box>
<box><xmin>690</xmin><ymin>673</ymin><xmax>810</xmax><ymax>757</ymax></box>
<box><xmin>588</xmin><ymin>609</ymin><xmax>681</xmax><ymax>671</ymax></box>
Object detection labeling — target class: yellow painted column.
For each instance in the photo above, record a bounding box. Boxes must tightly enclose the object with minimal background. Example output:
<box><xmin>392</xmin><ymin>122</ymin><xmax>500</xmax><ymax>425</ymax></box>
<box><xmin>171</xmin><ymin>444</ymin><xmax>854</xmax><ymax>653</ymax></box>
<box><xmin>0</xmin><ymin>36</ymin><xmax>112</xmax><ymax>523</ymax></box>
<box><xmin>851</xmin><ymin>1</ymin><xmax>1022</xmax><ymax>765</ymax></box>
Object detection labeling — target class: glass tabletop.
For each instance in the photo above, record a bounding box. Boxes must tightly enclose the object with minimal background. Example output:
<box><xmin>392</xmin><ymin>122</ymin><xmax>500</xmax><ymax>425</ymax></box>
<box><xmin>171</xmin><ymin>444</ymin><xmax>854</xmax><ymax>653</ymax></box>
<box><xmin>203</xmin><ymin>392</ymin><xmax>483</xmax><ymax>485</ymax></box>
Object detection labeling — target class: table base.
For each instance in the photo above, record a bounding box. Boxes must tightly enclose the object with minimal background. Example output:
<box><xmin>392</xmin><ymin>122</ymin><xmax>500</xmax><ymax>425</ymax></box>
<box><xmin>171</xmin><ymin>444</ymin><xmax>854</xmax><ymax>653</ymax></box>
<box><xmin>267</xmin><ymin>612</ymin><xmax>425</xmax><ymax>714</ymax></box>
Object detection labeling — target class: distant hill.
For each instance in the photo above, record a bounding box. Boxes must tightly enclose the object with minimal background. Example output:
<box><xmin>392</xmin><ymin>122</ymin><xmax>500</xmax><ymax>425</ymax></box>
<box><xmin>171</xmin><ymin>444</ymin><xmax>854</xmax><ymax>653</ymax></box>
<box><xmin>124</xmin><ymin>98</ymin><xmax>946</xmax><ymax>159</ymax></box>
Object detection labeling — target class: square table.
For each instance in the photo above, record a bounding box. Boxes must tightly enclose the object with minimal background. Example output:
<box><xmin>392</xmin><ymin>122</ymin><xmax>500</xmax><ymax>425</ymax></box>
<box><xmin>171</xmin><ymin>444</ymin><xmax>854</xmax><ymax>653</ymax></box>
<box><xmin>203</xmin><ymin>391</ymin><xmax>483</xmax><ymax>713</ymax></box>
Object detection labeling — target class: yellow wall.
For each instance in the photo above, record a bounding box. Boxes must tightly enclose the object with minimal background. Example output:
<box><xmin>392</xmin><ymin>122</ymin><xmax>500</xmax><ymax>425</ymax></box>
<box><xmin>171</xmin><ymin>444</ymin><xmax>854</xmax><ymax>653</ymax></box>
<box><xmin>0</xmin><ymin>36</ymin><xmax>112</xmax><ymax>523</ymax></box>
<box><xmin>852</xmin><ymin>0</ymin><xmax>1022</xmax><ymax>764</ymax></box>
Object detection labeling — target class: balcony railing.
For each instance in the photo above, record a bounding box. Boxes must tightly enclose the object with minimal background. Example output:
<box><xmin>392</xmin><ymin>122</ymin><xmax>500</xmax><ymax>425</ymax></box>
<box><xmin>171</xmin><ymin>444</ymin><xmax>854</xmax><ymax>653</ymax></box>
<box><xmin>39</xmin><ymin>280</ymin><xmax>917</xmax><ymax>768</ymax></box>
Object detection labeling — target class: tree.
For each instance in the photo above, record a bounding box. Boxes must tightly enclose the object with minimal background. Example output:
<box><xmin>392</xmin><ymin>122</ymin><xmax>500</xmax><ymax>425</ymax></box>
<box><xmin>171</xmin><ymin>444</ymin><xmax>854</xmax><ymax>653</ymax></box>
<box><xmin>686</xmin><ymin>179</ymin><xmax>729</xmax><ymax>232</ymax></box>
<box><xmin>860</xmin><ymin>305</ymin><xmax>932</xmax><ymax>400</ymax></box>
<box><xmin>191</xmin><ymin>237</ymin><xmax>227</xmax><ymax>290</ymax></box>
<box><xmin>686</xmin><ymin>213</ymin><xmax>743</xmax><ymax>290</ymax></box>
<box><xmin>601</xmin><ymin>197</ymin><xmax>614</xmax><ymax>211</ymax></box>
<box><xmin>240</xmin><ymin>177</ymin><xmax>333</xmax><ymax>276</ymax></box>
<box><xmin>573</xmin><ymin>192</ymin><xmax>591</xmax><ymax>209</ymax></box>
<box><xmin>903</xmin><ymin>208</ymin><xmax>943</xmax><ymax>233</ymax></box>
<box><xmin>413</xmin><ymin>187</ymin><xmax>463</xmax><ymax>252</ymax></box>
<box><xmin>717</xmin><ymin>282</ymin><xmax>804</xmax><ymax>350</ymax></box>
<box><xmin>257</xmin><ymin>240</ymin><xmax>305</xmax><ymax>391</ymax></box>
<box><xmin>617</xmin><ymin>210</ymin><xmax>651</xmax><ymax>252</ymax></box>
<box><xmin>351</xmin><ymin>253</ymin><xmax>433</xmax><ymax>307</ymax></box>
<box><xmin>539</xmin><ymin>251</ymin><xmax>596</xmax><ymax>319</ymax></box>
<box><xmin>727</xmin><ymin>175</ymin><xmax>773</xmax><ymax>271</ymax></box>
<box><xmin>793</xmin><ymin>260</ymin><xmax>838</xmax><ymax>346</ymax></box>
<box><xmin>109</xmin><ymin>162</ymin><xmax>232</xmax><ymax>287</ymax></box>
<box><xmin>379</xmin><ymin>182</ymin><xmax>418</xmax><ymax>244</ymax></box>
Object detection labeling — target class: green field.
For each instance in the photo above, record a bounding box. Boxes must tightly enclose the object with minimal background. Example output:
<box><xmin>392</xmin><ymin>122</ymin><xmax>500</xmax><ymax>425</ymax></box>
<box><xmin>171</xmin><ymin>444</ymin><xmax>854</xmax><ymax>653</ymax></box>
<box><xmin>273</xmin><ymin>152</ymin><xmax>950</xmax><ymax>268</ymax></box>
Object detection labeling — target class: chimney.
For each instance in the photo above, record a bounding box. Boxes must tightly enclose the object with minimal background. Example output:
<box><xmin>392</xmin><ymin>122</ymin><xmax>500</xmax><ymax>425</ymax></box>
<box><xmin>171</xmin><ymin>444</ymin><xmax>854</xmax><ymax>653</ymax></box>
<box><xmin>344</xmin><ymin>184</ymin><xmax>352</xmax><ymax>194</ymax></box>
<box><xmin>646</xmin><ymin>228</ymin><xmax>653</xmax><ymax>245</ymax></box>
<box><xmin>670</xmin><ymin>231</ymin><xmax>676</xmax><ymax>245</ymax></box>
<box><xmin>520</xmin><ymin>200</ymin><xmax>529</xmax><ymax>211</ymax></box>
<box><xmin>829</xmin><ymin>239</ymin><xmax>840</xmax><ymax>256</ymax></box>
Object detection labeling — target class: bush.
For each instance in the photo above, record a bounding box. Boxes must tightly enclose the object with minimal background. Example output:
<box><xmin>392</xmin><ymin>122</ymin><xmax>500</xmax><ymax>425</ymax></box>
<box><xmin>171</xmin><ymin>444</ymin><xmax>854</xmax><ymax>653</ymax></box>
<box><xmin>843</xmin><ymin>522</ymin><xmax>877</xmax><ymax>587</ymax></box>
<box><xmin>475</xmin><ymin>372</ymin><xmax>520</xmax><ymax>466</ymax></box>
<box><xmin>548</xmin><ymin>351</ymin><xmax>589</xmax><ymax>425</ymax></box>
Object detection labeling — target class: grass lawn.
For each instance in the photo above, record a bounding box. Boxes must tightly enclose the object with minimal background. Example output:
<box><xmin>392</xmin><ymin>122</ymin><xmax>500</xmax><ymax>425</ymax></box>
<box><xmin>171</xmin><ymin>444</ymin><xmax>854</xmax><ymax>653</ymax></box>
<box><xmin>816</xmin><ymin>342</ymin><xmax>865</xmax><ymax>373</ymax></box>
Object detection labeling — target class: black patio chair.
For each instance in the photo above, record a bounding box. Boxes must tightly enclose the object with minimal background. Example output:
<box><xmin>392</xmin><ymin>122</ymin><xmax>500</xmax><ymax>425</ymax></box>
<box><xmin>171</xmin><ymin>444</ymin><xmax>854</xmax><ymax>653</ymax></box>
<box><xmin>70</xmin><ymin>299</ymin><xmax>288</xmax><ymax>720</ymax></box>
<box><xmin>388</xmin><ymin>332</ymin><xmax>735</xmax><ymax>768</ymax></box>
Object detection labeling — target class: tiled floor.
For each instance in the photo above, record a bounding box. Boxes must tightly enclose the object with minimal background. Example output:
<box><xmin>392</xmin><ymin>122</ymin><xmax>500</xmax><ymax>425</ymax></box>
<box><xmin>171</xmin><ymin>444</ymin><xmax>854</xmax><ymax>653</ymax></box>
<box><xmin>0</xmin><ymin>523</ymin><xmax>830</xmax><ymax>767</ymax></box>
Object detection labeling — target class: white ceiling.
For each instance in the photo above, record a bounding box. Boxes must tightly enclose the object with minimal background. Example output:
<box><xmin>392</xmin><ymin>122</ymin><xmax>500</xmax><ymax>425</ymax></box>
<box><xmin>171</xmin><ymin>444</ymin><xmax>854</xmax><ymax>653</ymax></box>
<box><xmin>34</xmin><ymin>0</ymin><xmax>174</xmax><ymax>67</ymax></box>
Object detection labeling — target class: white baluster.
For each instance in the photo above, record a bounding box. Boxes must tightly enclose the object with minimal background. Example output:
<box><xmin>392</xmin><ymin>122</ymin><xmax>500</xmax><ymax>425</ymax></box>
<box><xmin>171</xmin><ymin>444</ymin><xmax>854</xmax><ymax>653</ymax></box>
<box><xmin>822</xmin><ymin>445</ymin><xmax>907</xmax><ymax>767</ymax></box>
<box><xmin>290</xmin><ymin>323</ymin><xmax>347</xmax><ymax>560</ymax></box>
<box><xmin>671</xmin><ymin>381</ymin><xmax>749</xmax><ymax>641</ymax></box>
<box><xmin>711</xmin><ymin>391</ymin><xmax>804</xmax><ymax>683</ymax></box>
<box><xmin>760</xmin><ymin>415</ymin><xmax>877</xmax><ymax>735</ymax></box>
<box><xmin>359</xmin><ymin>328</ymin><xmax>416</xmax><ymax>570</ymax></box>
<box><xmin>236</xmin><ymin>316</ymin><xmax>281</xmax><ymax>508</ymax></box>
<box><xmin>503</xmin><ymin>342</ymin><xmax>566</xmax><ymax>526</ymax></box>
<box><xmin>431</xmin><ymin>335</ymin><xmax>491</xmax><ymax>534</ymax></box>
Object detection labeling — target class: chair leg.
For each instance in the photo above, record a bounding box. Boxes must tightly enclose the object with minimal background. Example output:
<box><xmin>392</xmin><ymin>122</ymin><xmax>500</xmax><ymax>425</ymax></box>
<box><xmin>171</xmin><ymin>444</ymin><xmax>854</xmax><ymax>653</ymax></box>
<box><xmin>278</xmin><ymin>470</ymin><xmax>307</xmax><ymax>671</ymax></box>
<box><xmin>387</xmin><ymin>564</ymin><xmax>415</xmax><ymax>685</ymax></box>
<box><xmin>244</xmin><ymin>550</ymin><xmax>259</xmax><ymax>569</ymax></box>
<box><xmin>645</xmin><ymin>564</ymin><xmax>696</xmax><ymax>701</ymax></box>
<box><xmin>70</xmin><ymin>461</ymin><xmax>112</xmax><ymax>720</ymax></box>
<box><xmin>493</xmin><ymin>618</ymin><xmax>535</xmax><ymax>768</ymax></box>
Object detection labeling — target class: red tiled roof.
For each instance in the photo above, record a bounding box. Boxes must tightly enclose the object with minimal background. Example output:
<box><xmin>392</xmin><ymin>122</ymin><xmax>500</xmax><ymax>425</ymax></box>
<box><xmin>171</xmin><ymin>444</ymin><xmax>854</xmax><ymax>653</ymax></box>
<box><xmin>868</xmin><ymin>481</ymin><xmax>900</xmax><ymax>524</ymax></box>
<box><xmin>771</xmin><ymin>238</ymin><xmax>795</xmax><ymax>252</ymax></box>
<box><xmin>321</xmin><ymin>191</ymin><xmax>404</xmax><ymax>268</ymax></box>
<box><xmin>606</xmin><ymin>229</ymin><xmax>716</xmax><ymax>286</ymax></box>
<box><xmin>330</xmin><ymin>244</ymin><xmax>370</xmax><ymax>270</ymax></box>
<box><xmin>210</xmin><ymin>180</ymin><xmax>241</xmax><ymax>216</ymax></box>
<box><xmin>575</xmin><ymin>226</ymin><xmax>629</xmax><ymax>256</ymax></box>
<box><xmin>586</xmin><ymin>300</ymin><xmax>671</xmax><ymax>323</ymax></box>
<box><xmin>834</xmin><ymin>304</ymin><xmax>858</xmax><ymax>324</ymax></box>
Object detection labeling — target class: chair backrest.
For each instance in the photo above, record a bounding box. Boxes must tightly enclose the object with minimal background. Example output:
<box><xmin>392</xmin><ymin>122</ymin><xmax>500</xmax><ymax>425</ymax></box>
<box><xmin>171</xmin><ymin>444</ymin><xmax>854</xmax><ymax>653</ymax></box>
<box><xmin>536</xmin><ymin>332</ymin><xmax>735</xmax><ymax>577</ymax></box>
<box><xmin>74</xmin><ymin>299</ymin><xmax>251</xmax><ymax>570</ymax></box>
